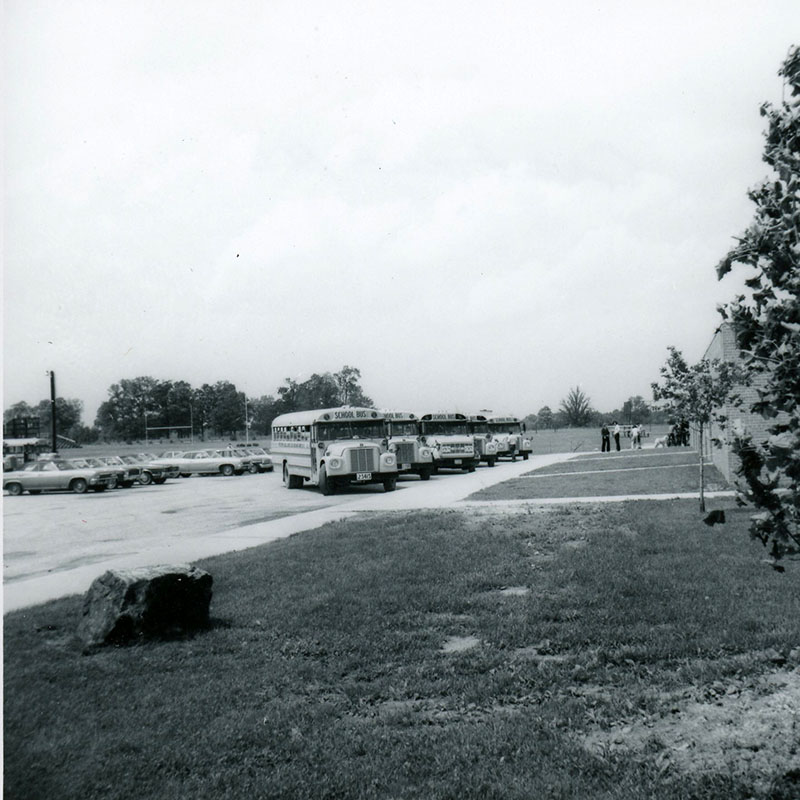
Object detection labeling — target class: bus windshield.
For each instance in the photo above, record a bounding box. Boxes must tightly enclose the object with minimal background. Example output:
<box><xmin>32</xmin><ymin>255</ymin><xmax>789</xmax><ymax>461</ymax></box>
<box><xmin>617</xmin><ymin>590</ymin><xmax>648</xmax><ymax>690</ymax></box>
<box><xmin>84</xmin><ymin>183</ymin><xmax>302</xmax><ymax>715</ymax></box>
<box><xmin>421</xmin><ymin>421</ymin><xmax>469</xmax><ymax>436</ymax></box>
<box><xmin>488</xmin><ymin>422</ymin><xmax>521</xmax><ymax>435</ymax></box>
<box><xmin>389</xmin><ymin>422</ymin><xmax>418</xmax><ymax>437</ymax></box>
<box><xmin>470</xmin><ymin>421</ymin><xmax>489</xmax><ymax>434</ymax></box>
<box><xmin>316</xmin><ymin>421</ymin><xmax>385</xmax><ymax>440</ymax></box>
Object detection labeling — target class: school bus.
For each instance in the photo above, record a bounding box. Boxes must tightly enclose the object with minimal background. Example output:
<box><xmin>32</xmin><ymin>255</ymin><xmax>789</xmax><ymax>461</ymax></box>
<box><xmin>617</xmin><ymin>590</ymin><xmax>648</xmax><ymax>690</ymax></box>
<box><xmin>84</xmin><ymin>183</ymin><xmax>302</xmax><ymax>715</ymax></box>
<box><xmin>381</xmin><ymin>411</ymin><xmax>434</xmax><ymax>480</ymax></box>
<box><xmin>272</xmin><ymin>407</ymin><xmax>397</xmax><ymax>495</ymax></box>
<box><xmin>486</xmin><ymin>415</ymin><xmax>532</xmax><ymax>461</ymax></box>
<box><xmin>466</xmin><ymin>414</ymin><xmax>499</xmax><ymax>467</ymax></box>
<box><xmin>418</xmin><ymin>412</ymin><xmax>480</xmax><ymax>472</ymax></box>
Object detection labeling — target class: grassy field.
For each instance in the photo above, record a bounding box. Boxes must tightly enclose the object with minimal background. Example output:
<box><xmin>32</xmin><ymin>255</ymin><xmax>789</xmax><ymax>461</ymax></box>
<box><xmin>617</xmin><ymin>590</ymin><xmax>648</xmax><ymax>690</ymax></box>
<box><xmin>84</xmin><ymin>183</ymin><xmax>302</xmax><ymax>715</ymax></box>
<box><xmin>525</xmin><ymin>424</ymin><xmax>672</xmax><ymax>454</ymax></box>
<box><xmin>469</xmin><ymin>448</ymin><xmax>730</xmax><ymax>501</ymax></box>
<box><xmin>5</xmin><ymin>499</ymin><xmax>800</xmax><ymax>799</ymax></box>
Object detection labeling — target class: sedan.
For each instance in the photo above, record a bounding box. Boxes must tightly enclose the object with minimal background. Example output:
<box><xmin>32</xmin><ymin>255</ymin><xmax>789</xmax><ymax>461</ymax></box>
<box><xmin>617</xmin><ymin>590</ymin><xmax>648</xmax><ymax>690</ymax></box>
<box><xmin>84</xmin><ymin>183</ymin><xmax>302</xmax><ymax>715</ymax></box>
<box><xmin>154</xmin><ymin>449</ymin><xmax>247</xmax><ymax>477</ymax></box>
<box><xmin>3</xmin><ymin>460</ymin><xmax>116</xmax><ymax>495</ymax></box>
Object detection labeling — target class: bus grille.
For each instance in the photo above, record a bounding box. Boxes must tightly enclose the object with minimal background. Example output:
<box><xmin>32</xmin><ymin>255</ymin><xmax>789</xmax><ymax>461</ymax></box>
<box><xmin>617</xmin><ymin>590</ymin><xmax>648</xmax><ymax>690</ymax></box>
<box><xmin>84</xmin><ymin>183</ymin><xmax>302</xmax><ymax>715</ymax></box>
<box><xmin>348</xmin><ymin>448</ymin><xmax>376</xmax><ymax>472</ymax></box>
<box><xmin>395</xmin><ymin>443</ymin><xmax>415</xmax><ymax>463</ymax></box>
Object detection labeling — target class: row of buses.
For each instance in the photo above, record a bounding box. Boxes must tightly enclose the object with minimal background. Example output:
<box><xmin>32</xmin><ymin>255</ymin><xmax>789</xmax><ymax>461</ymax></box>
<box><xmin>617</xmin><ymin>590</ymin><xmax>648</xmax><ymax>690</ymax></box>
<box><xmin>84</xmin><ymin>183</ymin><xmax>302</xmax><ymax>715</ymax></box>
<box><xmin>271</xmin><ymin>407</ymin><xmax>532</xmax><ymax>495</ymax></box>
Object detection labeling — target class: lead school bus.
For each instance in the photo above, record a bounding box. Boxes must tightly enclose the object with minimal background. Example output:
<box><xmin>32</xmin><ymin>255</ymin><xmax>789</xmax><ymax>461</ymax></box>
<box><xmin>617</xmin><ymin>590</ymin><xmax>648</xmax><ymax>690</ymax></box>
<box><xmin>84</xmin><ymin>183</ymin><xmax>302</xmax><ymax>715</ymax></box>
<box><xmin>271</xmin><ymin>407</ymin><xmax>398</xmax><ymax>495</ymax></box>
<box><xmin>381</xmin><ymin>411</ymin><xmax>434</xmax><ymax>480</ymax></box>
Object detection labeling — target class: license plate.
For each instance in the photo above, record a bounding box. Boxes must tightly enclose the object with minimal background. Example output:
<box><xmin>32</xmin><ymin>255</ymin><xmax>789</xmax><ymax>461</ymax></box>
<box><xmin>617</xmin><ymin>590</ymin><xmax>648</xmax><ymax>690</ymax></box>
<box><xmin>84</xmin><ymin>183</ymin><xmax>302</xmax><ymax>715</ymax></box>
<box><xmin>356</xmin><ymin>472</ymin><xmax>372</xmax><ymax>481</ymax></box>
<box><xmin>400</xmin><ymin>463</ymin><xmax>411</xmax><ymax>470</ymax></box>
<box><xmin>453</xmin><ymin>459</ymin><xmax>462</xmax><ymax>465</ymax></box>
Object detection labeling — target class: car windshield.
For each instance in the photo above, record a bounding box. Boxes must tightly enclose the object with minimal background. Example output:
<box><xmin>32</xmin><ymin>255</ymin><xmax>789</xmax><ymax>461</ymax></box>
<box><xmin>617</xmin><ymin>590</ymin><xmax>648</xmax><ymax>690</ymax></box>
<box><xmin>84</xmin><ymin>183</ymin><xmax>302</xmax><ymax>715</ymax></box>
<box><xmin>420</xmin><ymin>421</ymin><xmax>469</xmax><ymax>436</ymax></box>
<box><xmin>389</xmin><ymin>422</ymin><xmax>418</xmax><ymax>437</ymax></box>
<box><xmin>316</xmin><ymin>421</ymin><xmax>385</xmax><ymax>440</ymax></box>
<box><xmin>120</xmin><ymin>456</ymin><xmax>139</xmax><ymax>464</ymax></box>
<box><xmin>21</xmin><ymin>462</ymin><xmax>41</xmax><ymax>471</ymax></box>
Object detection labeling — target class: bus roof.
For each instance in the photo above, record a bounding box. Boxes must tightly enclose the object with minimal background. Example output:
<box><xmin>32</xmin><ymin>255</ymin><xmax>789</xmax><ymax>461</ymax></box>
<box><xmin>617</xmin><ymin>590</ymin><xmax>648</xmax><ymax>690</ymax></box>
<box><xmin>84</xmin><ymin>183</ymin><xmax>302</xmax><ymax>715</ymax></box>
<box><xmin>487</xmin><ymin>415</ymin><xmax>521</xmax><ymax>424</ymax></box>
<box><xmin>271</xmin><ymin>407</ymin><xmax>385</xmax><ymax>427</ymax></box>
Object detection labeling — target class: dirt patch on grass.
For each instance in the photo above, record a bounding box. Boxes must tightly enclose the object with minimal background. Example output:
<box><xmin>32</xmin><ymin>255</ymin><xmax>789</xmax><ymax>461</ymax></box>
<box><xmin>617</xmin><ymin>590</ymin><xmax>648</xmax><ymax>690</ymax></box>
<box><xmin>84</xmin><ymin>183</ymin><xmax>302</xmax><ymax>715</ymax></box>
<box><xmin>441</xmin><ymin>635</ymin><xmax>481</xmax><ymax>653</ymax></box>
<box><xmin>583</xmin><ymin>668</ymin><xmax>800</xmax><ymax>787</ymax></box>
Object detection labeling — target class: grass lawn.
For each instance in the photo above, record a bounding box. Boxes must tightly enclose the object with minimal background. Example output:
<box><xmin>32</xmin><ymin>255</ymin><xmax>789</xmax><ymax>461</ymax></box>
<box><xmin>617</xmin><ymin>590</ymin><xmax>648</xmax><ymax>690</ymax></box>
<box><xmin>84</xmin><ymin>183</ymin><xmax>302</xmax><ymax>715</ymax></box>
<box><xmin>526</xmin><ymin>425</ymin><xmax>672</xmax><ymax>454</ymax></box>
<box><xmin>468</xmin><ymin>448</ymin><xmax>730</xmax><ymax>501</ymax></box>
<box><xmin>5</xmin><ymin>501</ymin><xmax>800</xmax><ymax>799</ymax></box>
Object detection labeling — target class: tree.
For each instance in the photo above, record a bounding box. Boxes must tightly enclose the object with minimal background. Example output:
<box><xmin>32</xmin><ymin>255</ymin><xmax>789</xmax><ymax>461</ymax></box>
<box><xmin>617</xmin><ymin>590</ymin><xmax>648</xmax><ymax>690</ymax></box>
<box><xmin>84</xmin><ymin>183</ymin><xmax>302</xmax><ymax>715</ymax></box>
<box><xmin>334</xmin><ymin>366</ymin><xmax>373</xmax><ymax>407</ymax></box>
<box><xmin>559</xmin><ymin>386</ymin><xmax>594</xmax><ymax>427</ymax></box>
<box><xmin>36</xmin><ymin>398</ymin><xmax>83</xmax><ymax>439</ymax></box>
<box><xmin>651</xmin><ymin>347</ymin><xmax>743</xmax><ymax>512</ymax></box>
<box><xmin>621</xmin><ymin>395</ymin><xmax>652</xmax><ymax>425</ymax></box>
<box><xmin>95</xmin><ymin>377</ymin><xmax>160</xmax><ymax>440</ymax></box>
<box><xmin>209</xmin><ymin>381</ymin><xmax>245</xmax><ymax>439</ymax></box>
<box><xmin>536</xmin><ymin>405</ymin><xmax>555</xmax><ymax>430</ymax></box>
<box><xmin>715</xmin><ymin>45</ymin><xmax>800</xmax><ymax>561</ymax></box>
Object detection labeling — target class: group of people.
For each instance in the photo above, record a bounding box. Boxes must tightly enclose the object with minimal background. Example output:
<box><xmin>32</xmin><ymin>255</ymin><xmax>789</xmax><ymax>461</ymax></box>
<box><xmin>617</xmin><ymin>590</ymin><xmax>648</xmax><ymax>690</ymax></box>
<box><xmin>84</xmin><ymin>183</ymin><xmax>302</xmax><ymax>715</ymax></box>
<box><xmin>600</xmin><ymin>421</ymin><xmax>643</xmax><ymax>452</ymax></box>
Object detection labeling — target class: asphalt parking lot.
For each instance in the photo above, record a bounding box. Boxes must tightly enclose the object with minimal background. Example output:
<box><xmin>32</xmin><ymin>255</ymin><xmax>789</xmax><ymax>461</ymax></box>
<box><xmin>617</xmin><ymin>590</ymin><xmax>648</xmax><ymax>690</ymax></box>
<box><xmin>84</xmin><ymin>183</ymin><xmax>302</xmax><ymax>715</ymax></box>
<box><xmin>3</xmin><ymin>454</ymin><xmax>573</xmax><ymax>612</ymax></box>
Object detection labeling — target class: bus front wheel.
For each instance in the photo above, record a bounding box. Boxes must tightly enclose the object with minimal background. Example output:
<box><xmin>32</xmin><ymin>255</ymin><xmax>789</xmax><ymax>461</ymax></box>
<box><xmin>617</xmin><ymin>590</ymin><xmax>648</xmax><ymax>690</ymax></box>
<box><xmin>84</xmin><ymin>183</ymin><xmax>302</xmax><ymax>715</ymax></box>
<box><xmin>383</xmin><ymin>475</ymin><xmax>397</xmax><ymax>492</ymax></box>
<box><xmin>318</xmin><ymin>466</ymin><xmax>334</xmax><ymax>496</ymax></box>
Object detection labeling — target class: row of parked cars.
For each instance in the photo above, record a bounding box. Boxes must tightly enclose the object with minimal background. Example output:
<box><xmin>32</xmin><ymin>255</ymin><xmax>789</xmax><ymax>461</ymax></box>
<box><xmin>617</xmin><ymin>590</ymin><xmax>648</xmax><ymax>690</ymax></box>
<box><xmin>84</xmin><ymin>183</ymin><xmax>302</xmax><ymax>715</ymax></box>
<box><xmin>2</xmin><ymin>445</ymin><xmax>274</xmax><ymax>496</ymax></box>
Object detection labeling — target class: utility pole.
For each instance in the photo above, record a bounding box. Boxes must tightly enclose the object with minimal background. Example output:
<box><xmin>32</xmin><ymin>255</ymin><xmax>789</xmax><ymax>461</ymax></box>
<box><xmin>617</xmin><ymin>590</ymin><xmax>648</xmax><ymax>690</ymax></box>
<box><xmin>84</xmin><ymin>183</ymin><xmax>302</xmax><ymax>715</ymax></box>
<box><xmin>48</xmin><ymin>370</ymin><xmax>58</xmax><ymax>454</ymax></box>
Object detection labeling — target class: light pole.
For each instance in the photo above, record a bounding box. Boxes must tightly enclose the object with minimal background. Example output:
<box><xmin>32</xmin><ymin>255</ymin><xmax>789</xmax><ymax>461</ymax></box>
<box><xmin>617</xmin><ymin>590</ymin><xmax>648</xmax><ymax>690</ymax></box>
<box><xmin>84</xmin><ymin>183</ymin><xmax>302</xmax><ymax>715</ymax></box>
<box><xmin>47</xmin><ymin>371</ymin><xmax>57</xmax><ymax>454</ymax></box>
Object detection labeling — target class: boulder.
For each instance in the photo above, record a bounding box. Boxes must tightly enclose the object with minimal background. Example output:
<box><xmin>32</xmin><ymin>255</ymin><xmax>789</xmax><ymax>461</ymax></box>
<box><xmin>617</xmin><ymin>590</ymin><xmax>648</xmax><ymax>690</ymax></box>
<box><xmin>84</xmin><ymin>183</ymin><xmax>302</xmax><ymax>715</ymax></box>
<box><xmin>78</xmin><ymin>564</ymin><xmax>213</xmax><ymax>647</ymax></box>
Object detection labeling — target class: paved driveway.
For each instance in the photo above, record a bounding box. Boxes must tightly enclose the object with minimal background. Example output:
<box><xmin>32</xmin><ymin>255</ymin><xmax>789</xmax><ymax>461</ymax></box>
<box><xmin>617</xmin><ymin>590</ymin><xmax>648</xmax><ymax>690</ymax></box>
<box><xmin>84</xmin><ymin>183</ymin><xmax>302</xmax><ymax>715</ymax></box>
<box><xmin>4</xmin><ymin>453</ymin><xmax>573</xmax><ymax>612</ymax></box>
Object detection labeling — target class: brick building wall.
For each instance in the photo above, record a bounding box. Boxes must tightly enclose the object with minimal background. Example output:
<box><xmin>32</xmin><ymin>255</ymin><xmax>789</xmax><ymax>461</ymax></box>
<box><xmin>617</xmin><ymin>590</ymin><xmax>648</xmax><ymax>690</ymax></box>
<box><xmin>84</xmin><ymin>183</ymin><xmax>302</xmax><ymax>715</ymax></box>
<box><xmin>694</xmin><ymin>323</ymin><xmax>775</xmax><ymax>481</ymax></box>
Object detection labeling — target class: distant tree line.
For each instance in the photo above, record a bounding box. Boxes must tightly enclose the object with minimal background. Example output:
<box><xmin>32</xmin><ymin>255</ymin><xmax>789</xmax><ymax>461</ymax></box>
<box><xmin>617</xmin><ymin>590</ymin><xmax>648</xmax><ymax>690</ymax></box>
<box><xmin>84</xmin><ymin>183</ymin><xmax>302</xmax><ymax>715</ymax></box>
<box><xmin>523</xmin><ymin>388</ymin><xmax>671</xmax><ymax>432</ymax></box>
<box><xmin>3</xmin><ymin>366</ymin><xmax>374</xmax><ymax>443</ymax></box>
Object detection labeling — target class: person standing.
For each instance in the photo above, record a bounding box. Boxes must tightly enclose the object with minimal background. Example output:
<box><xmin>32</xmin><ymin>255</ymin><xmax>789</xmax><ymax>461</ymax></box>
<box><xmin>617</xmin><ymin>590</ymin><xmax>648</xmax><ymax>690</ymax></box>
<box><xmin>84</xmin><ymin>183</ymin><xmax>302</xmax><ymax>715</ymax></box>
<box><xmin>612</xmin><ymin>421</ymin><xmax>621</xmax><ymax>451</ymax></box>
<box><xmin>601</xmin><ymin>423</ymin><xmax>610</xmax><ymax>452</ymax></box>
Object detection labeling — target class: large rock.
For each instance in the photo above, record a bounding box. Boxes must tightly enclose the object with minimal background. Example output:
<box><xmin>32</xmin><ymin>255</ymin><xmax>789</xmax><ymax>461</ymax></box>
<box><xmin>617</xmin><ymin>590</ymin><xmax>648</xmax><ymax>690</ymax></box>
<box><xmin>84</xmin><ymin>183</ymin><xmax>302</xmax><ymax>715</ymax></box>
<box><xmin>78</xmin><ymin>564</ymin><xmax>213</xmax><ymax>647</ymax></box>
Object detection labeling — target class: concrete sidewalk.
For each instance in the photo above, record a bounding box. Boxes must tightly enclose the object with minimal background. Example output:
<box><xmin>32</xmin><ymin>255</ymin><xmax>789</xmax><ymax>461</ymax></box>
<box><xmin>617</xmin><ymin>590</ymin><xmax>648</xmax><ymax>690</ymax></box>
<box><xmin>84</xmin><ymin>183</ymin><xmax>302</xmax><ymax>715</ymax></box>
<box><xmin>4</xmin><ymin>453</ymin><xmax>572</xmax><ymax>613</ymax></box>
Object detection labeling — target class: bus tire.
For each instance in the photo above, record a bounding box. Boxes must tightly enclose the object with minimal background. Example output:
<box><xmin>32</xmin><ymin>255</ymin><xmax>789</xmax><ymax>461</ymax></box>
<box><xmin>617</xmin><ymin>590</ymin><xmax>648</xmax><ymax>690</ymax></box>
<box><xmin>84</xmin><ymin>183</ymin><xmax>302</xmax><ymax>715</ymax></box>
<box><xmin>419</xmin><ymin>468</ymin><xmax>432</xmax><ymax>481</ymax></box>
<box><xmin>488</xmin><ymin>457</ymin><xmax>496</xmax><ymax>467</ymax></box>
<box><xmin>383</xmin><ymin>475</ymin><xmax>397</xmax><ymax>492</ymax></box>
<box><xmin>467</xmin><ymin>464</ymin><xmax>476</xmax><ymax>473</ymax></box>
<box><xmin>318</xmin><ymin>466</ymin><xmax>334</xmax><ymax>496</ymax></box>
<box><xmin>523</xmin><ymin>453</ymin><xmax>529</xmax><ymax>460</ymax></box>
<box><xmin>283</xmin><ymin>463</ymin><xmax>301</xmax><ymax>489</ymax></box>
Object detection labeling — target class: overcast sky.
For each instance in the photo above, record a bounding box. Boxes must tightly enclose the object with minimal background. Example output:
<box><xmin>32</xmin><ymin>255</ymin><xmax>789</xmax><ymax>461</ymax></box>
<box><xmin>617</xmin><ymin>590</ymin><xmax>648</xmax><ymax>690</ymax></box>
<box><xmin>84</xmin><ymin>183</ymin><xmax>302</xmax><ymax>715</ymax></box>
<box><xmin>4</xmin><ymin>1</ymin><xmax>798</xmax><ymax>424</ymax></box>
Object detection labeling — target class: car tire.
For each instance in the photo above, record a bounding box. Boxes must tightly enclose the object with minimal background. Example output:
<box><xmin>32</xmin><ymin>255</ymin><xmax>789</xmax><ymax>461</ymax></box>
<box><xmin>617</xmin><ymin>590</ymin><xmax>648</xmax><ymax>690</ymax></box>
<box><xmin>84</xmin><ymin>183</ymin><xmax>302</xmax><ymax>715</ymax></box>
<box><xmin>220</xmin><ymin>464</ymin><xmax>235</xmax><ymax>477</ymax></box>
<box><xmin>138</xmin><ymin>471</ymin><xmax>153</xmax><ymax>486</ymax></box>
<box><xmin>249</xmin><ymin>464</ymin><xmax>259</xmax><ymax>474</ymax></box>
<box><xmin>70</xmin><ymin>478</ymin><xmax>88</xmax><ymax>494</ymax></box>
<box><xmin>180</xmin><ymin>473</ymin><xmax>191</xmax><ymax>478</ymax></box>
<box><xmin>107</xmin><ymin>476</ymin><xmax>119</xmax><ymax>489</ymax></box>
<box><xmin>92</xmin><ymin>486</ymin><xmax>106</xmax><ymax>492</ymax></box>
<box><xmin>318</xmin><ymin>466</ymin><xmax>334</xmax><ymax>496</ymax></box>
<box><xmin>28</xmin><ymin>489</ymin><xmax>42</xmax><ymax>495</ymax></box>
<box><xmin>153</xmin><ymin>477</ymin><xmax>166</xmax><ymax>485</ymax></box>
<box><xmin>6</xmin><ymin>483</ymin><xmax>23</xmax><ymax>496</ymax></box>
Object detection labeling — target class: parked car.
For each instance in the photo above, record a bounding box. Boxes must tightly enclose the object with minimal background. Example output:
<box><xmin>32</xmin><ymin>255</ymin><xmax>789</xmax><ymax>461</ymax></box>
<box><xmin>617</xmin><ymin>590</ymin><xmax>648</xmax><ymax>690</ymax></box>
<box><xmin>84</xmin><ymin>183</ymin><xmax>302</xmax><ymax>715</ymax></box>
<box><xmin>136</xmin><ymin>453</ymin><xmax>181</xmax><ymax>480</ymax></box>
<box><xmin>69</xmin><ymin>457</ymin><xmax>123</xmax><ymax>489</ymax></box>
<box><xmin>153</xmin><ymin>449</ymin><xmax>248</xmax><ymax>477</ymax></box>
<box><xmin>215</xmin><ymin>447</ymin><xmax>261</xmax><ymax>473</ymax></box>
<box><xmin>118</xmin><ymin>455</ymin><xmax>170</xmax><ymax>485</ymax></box>
<box><xmin>237</xmin><ymin>446</ymin><xmax>274</xmax><ymax>472</ymax></box>
<box><xmin>93</xmin><ymin>455</ymin><xmax>144</xmax><ymax>487</ymax></box>
<box><xmin>3</xmin><ymin>459</ymin><xmax>116</xmax><ymax>495</ymax></box>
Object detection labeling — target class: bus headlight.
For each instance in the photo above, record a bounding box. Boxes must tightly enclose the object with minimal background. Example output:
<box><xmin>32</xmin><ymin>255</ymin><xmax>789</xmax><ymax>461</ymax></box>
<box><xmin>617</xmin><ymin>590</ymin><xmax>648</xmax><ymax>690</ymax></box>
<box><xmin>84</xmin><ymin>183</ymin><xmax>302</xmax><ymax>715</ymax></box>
<box><xmin>384</xmin><ymin>454</ymin><xmax>396</xmax><ymax>467</ymax></box>
<box><xmin>328</xmin><ymin>457</ymin><xmax>342</xmax><ymax>470</ymax></box>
